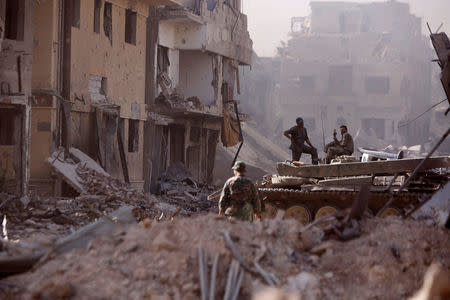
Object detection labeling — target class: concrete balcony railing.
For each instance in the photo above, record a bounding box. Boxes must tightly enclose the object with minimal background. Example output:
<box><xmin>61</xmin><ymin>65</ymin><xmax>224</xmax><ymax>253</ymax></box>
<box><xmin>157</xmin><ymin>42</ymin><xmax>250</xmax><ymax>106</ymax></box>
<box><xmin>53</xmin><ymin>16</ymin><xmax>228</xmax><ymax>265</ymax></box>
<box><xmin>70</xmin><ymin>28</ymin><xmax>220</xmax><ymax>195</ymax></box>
<box><xmin>159</xmin><ymin>0</ymin><xmax>252</xmax><ymax>65</ymax></box>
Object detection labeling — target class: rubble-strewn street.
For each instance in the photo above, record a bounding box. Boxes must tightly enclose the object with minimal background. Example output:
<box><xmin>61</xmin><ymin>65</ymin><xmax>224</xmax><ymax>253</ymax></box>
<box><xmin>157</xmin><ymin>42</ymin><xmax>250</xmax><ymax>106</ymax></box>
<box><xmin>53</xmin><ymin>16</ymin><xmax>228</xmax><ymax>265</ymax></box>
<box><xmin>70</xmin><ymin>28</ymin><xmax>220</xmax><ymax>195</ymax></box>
<box><xmin>1</xmin><ymin>215</ymin><xmax>449</xmax><ymax>300</ymax></box>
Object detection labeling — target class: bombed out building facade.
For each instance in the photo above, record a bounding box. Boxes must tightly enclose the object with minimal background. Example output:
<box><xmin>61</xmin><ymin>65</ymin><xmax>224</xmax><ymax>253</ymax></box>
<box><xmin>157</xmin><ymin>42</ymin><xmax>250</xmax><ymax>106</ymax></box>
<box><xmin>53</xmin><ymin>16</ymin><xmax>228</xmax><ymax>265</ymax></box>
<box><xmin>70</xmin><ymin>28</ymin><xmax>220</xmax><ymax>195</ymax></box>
<box><xmin>275</xmin><ymin>1</ymin><xmax>433</xmax><ymax>149</ymax></box>
<box><xmin>0</xmin><ymin>0</ymin><xmax>33</xmax><ymax>195</ymax></box>
<box><xmin>0</xmin><ymin>0</ymin><xmax>252</xmax><ymax>196</ymax></box>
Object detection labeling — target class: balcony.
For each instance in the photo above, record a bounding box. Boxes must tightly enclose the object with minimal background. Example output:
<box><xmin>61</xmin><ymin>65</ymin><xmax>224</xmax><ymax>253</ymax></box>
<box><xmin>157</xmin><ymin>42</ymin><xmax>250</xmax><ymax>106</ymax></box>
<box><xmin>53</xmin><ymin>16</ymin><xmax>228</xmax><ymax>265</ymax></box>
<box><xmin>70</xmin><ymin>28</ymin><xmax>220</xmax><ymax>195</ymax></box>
<box><xmin>158</xmin><ymin>0</ymin><xmax>204</xmax><ymax>24</ymax></box>
<box><xmin>153</xmin><ymin>93</ymin><xmax>222</xmax><ymax>119</ymax></box>
<box><xmin>159</xmin><ymin>8</ymin><xmax>203</xmax><ymax>25</ymax></box>
<box><xmin>158</xmin><ymin>0</ymin><xmax>252</xmax><ymax>65</ymax></box>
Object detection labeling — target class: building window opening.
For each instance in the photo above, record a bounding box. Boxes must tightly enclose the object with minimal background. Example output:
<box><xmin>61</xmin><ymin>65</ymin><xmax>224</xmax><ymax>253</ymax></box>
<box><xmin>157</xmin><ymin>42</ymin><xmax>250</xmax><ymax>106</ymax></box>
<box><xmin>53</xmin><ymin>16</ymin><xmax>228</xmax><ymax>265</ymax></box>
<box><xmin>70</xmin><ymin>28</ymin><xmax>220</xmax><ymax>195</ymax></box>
<box><xmin>0</xmin><ymin>109</ymin><xmax>15</xmax><ymax>145</ymax></box>
<box><xmin>328</xmin><ymin>65</ymin><xmax>353</xmax><ymax>96</ymax></box>
<box><xmin>296</xmin><ymin>76</ymin><xmax>315</xmax><ymax>96</ymax></box>
<box><xmin>5</xmin><ymin>0</ymin><xmax>25</xmax><ymax>41</ymax></box>
<box><xmin>94</xmin><ymin>0</ymin><xmax>101</xmax><ymax>33</ymax></box>
<box><xmin>365</xmin><ymin>76</ymin><xmax>390</xmax><ymax>94</ymax></box>
<box><xmin>104</xmin><ymin>2</ymin><xmax>113</xmax><ymax>44</ymax></box>
<box><xmin>72</xmin><ymin>0</ymin><xmax>81</xmax><ymax>28</ymax></box>
<box><xmin>89</xmin><ymin>75</ymin><xmax>107</xmax><ymax>103</ymax></box>
<box><xmin>128</xmin><ymin>119</ymin><xmax>139</xmax><ymax>153</ymax></box>
<box><xmin>125</xmin><ymin>9</ymin><xmax>137</xmax><ymax>45</ymax></box>
<box><xmin>157</xmin><ymin>46</ymin><xmax>170</xmax><ymax>73</ymax></box>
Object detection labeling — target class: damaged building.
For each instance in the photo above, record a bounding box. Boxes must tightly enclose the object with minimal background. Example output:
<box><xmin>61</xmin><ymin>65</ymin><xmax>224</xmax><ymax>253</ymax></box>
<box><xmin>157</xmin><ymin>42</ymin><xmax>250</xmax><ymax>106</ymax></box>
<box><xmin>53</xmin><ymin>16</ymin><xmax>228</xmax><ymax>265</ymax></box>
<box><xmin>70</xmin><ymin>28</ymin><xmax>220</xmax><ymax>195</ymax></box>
<box><xmin>276</xmin><ymin>1</ymin><xmax>432</xmax><ymax>148</ymax></box>
<box><xmin>147</xmin><ymin>0</ymin><xmax>252</xmax><ymax>192</ymax></box>
<box><xmin>30</xmin><ymin>0</ymin><xmax>169</xmax><ymax>195</ymax></box>
<box><xmin>0</xmin><ymin>0</ymin><xmax>33</xmax><ymax>195</ymax></box>
<box><xmin>0</xmin><ymin>0</ymin><xmax>252</xmax><ymax>196</ymax></box>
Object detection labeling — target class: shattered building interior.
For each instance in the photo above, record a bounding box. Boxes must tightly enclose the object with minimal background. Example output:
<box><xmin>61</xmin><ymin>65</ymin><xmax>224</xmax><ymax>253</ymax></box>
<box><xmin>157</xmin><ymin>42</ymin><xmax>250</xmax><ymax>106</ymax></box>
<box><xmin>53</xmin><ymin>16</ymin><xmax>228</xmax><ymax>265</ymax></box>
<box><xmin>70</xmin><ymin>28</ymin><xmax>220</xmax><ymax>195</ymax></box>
<box><xmin>0</xmin><ymin>0</ymin><xmax>252</xmax><ymax>197</ymax></box>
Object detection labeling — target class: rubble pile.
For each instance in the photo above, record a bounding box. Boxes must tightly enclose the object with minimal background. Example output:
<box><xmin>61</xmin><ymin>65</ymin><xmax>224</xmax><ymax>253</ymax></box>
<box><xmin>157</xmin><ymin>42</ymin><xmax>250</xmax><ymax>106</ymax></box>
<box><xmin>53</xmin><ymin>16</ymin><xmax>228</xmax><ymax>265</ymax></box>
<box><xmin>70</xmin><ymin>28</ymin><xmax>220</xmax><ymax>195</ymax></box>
<box><xmin>158</xmin><ymin>163</ymin><xmax>216</xmax><ymax>213</ymax></box>
<box><xmin>2</xmin><ymin>215</ymin><xmax>449</xmax><ymax>299</ymax></box>
<box><xmin>76</xmin><ymin>165</ymin><xmax>153</xmax><ymax>211</ymax></box>
<box><xmin>0</xmin><ymin>193</ymin><xmax>83</xmax><ymax>242</ymax></box>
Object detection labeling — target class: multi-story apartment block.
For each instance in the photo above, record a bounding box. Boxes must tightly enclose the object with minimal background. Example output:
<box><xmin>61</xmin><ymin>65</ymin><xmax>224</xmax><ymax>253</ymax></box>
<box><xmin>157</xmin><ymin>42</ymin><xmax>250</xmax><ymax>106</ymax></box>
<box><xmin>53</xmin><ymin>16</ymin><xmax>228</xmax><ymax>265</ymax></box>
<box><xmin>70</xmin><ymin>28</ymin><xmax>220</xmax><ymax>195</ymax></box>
<box><xmin>278</xmin><ymin>1</ymin><xmax>432</xmax><ymax>149</ymax></box>
<box><xmin>0</xmin><ymin>0</ymin><xmax>252</xmax><ymax>195</ymax></box>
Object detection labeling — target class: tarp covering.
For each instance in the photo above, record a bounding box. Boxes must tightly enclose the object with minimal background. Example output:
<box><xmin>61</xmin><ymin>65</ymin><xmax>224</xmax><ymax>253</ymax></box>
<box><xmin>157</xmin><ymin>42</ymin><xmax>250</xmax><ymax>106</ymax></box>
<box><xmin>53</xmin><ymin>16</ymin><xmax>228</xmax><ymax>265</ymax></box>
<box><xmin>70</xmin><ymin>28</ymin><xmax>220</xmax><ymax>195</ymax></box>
<box><xmin>221</xmin><ymin>108</ymin><xmax>241</xmax><ymax>147</ymax></box>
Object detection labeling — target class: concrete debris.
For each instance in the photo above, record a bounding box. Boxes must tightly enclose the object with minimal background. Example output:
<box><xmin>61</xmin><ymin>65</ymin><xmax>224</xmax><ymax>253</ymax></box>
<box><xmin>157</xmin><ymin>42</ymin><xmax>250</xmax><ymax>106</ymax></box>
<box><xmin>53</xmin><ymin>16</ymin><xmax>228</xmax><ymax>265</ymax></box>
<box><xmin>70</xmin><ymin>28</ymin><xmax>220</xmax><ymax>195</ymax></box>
<box><xmin>286</xmin><ymin>272</ymin><xmax>321</xmax><ymax>300</ymax></box>
<box><xmin>409</xmin><ymin>264</ymin><xmax>450</xmax><ymax>300</ymax></box>
<box><xmin>412</xmin><ymin>182</ymin><xmax>450</xmax><ymax>227</ymax></box>
<box><xmin>1</xmin><ymin>216</ymin><xmax>448</xmax><ymax>299</ymax></box>
<box><xmin>158</xmin><ymin>163</ymin><xmax>215</xmax><ymax>213</ymax></box>
<box><xmin>252</xmin><ymin>288</ymin><xmax>300</xmax><ymax>300</ymax></box>
<box><xmin>155</xmin><ymin>92</ymin><xmax>220</xmax><ymax>115</ymax></box>
<box><xmin>76</xmin><ymin>166</ymin><xmax>151</xmax><ymax>210</ymax></box>
<box><xmin>0</xmin><ymin>206</ymin><xmax>135</xmax><ymax>276</ymax></box>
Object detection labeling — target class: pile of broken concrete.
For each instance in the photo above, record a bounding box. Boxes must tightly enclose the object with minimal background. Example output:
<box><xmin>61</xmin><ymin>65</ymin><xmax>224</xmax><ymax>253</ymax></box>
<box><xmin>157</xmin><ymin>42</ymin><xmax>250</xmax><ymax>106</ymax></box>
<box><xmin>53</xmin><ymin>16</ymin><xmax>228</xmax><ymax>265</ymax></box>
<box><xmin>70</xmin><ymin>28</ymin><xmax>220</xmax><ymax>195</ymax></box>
<box><xmin>1</xmin><ymin>213</ymin><xmax>449</xmax><ymax>299</ymax></box>
<box><xmin>158</xmin><ymin>162</ymin><xmax>216</xmax><ymax>214</ymax></box>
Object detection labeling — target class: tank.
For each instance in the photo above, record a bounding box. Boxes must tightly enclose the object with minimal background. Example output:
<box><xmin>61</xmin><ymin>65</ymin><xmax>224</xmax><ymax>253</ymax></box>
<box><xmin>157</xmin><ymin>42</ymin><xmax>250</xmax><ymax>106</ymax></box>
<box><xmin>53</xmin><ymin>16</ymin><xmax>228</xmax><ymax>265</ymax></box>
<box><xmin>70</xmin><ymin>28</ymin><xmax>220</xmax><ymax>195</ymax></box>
<box><xmin>258</xmin><ymin>156</ymin><xmax>450</xmax><ymax>225</ymax></box>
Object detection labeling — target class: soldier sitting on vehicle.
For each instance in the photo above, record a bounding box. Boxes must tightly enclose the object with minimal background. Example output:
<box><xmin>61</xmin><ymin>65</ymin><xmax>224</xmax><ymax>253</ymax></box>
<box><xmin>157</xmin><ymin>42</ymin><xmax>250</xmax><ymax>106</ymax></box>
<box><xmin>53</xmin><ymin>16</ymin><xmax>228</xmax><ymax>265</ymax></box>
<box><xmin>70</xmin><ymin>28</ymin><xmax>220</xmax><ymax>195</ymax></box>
<box><xmin>219</xmin><ymin>161</ymin><xmax>262</xmax><ymax>222</ymax></box>
<box><xmin>324</xmin><ymin>125</ymin><xmax>354</xmax><ymax>164</ymax></box>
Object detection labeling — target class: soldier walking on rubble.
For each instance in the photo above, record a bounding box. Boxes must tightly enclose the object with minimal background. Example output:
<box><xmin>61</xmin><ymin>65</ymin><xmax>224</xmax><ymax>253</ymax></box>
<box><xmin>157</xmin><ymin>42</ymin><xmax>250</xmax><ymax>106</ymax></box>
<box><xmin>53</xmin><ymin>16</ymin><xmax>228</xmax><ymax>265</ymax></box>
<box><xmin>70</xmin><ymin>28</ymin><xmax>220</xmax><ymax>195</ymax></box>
<box><xmin>284</xmin><ymin>117</ymin><xmax>319</xmax><ymax>165</ymax></box>
<box><xmin>219</xmin><ymin>161</ymin><xmax>262</xmax><ymax>221</ymax></box>
<box><xmin>324</xmin><ymin>125</ymin><xmax>354</xmax><ymax>164</ymax></box>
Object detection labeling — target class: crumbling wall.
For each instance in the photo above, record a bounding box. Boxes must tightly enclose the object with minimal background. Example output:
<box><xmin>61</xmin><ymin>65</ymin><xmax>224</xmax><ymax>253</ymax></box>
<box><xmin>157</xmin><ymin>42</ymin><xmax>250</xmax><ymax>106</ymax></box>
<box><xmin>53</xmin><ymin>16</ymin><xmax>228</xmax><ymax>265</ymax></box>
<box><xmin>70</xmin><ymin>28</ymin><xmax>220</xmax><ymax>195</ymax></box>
<box><xmin>203</xmin><ymin>1</ymin><xmax>252</xmax><ymax>65</ymax></box>
<box><xmin>31</xmin><ymin>0</ymin><xmax>151</xmax><ymax>192</ymax></box>
<box><xmin>159</xmin><ymin>1</ymin><xmax>252</xmax><ymax>65</ymax></box>
<box><xmin>0</xmin><ymin>0</ymin><xmax>33</xmax><ymax>195</ymax></box>
<box><xmin>69</xmin><ymin>0</ymin><xmax>148</xmax><ymax>119</ymax></box>
<box><xmin>178</xmin><ymin>50</ymin><xmax>215</xmax><ymax>105</ymax></box>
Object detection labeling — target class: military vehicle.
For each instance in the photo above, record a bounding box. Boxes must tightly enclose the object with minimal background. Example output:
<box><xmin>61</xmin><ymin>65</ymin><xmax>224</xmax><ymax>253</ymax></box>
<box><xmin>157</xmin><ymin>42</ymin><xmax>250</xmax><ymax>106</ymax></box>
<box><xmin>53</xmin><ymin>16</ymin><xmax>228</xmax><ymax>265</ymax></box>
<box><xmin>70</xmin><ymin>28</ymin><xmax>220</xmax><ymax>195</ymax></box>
<box><xmin>259</xmin><ymin>156</ymin><xmax>449</xmax><ymax>224</ymax></box>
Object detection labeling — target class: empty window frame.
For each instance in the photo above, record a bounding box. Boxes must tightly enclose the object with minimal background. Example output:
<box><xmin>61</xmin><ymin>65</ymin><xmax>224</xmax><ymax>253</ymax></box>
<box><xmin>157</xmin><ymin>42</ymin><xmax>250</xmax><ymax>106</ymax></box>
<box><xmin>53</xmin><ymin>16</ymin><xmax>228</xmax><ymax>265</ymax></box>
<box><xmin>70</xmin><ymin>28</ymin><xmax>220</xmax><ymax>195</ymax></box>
<box><xmin>104</xmin><ymin>2</ymin><xmax>113</xmax><ymax>44</ymax></box>
<box><xmin>296</xmin><ymin>76</ymin><xmax>315</xmax><ymax>96</ymax></box>
<box><xmin>365</xmin><ymin>76</ymin><xmax>390</xmax><ymax>94</ymax></box>
<box><xmin>72</xmin><ymin>0</ymin><xmax>80</xmax><ymax>28</ymax></box>
<box><xmin>157</xmin><ymin>46</ymin><xmax>170</xmax><ymax>73</ymax></box>
<box><xmin>328</xmin><ymin>65</ymin><xmax>353</xmax><ymax>96</ymax></box>
<box><xmin>125</xmin><ymin>9</ymin><xmax>137</xmax><ymax>45</ymax></box>
<box><xmin>5</xmin><ymin>0</ymin><xmax>25</xmax><ymax>41</ymax></box>
<box><xmin>93</xmin><ymin>0</ymin><xmax>101</xmax><ymax>33</ymax></box>
<box><xmin>128</xmin><ymin>119</ymin><xmax>139</xmax><ymax>153</ymax></box>
<box><xmin>0</xmin><ymin>109</ymin><xmax>15</xmax><ymax>145</ymax></box>
<box><xmin>88</xmin><ymin>75</ymin><xmax>107</xmax><ymax>102</ymax></box>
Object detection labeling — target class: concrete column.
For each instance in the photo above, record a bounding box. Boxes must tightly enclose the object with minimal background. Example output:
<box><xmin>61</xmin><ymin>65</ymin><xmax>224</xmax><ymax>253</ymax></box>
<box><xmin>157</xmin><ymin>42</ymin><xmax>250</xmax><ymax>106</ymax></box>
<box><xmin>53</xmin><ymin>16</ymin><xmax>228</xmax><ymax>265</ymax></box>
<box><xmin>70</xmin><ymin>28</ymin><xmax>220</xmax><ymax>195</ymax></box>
<box><xmin>143</xmin><ymin>7</ymin><xmax>159</xmax><ymax>193</ymax></box>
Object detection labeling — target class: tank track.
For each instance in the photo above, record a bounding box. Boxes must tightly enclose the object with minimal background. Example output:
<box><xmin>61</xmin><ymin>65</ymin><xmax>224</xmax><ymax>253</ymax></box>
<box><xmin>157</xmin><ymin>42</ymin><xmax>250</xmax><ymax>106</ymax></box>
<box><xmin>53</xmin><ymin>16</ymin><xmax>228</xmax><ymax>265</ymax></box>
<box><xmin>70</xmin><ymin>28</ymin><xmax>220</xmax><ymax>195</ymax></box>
<box><xmin>258</xmin><ymin>187</ymin><xmax>435</xmax><ymax>218</ymax></box>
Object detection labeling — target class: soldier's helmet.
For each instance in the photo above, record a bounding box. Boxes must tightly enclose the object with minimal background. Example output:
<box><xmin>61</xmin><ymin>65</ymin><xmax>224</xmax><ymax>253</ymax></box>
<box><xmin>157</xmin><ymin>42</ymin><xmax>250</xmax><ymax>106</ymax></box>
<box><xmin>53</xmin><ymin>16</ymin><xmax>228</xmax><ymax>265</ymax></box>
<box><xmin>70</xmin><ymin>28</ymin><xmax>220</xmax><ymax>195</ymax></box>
<box><xmin>232</xmin><ymin>161</ymin><xmax>246</xmax><ymax>173</ymax></box>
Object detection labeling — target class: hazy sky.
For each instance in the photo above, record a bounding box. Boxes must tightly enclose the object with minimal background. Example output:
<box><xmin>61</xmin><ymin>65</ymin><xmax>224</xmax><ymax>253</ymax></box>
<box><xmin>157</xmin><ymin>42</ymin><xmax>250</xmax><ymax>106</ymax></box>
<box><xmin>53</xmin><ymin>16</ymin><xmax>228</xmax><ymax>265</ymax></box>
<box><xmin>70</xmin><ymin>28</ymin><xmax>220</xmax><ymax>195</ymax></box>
<box><xmin>243</xmin><ymin>0</ymin><xmax>450</xmax><ymax>57</ymax></box>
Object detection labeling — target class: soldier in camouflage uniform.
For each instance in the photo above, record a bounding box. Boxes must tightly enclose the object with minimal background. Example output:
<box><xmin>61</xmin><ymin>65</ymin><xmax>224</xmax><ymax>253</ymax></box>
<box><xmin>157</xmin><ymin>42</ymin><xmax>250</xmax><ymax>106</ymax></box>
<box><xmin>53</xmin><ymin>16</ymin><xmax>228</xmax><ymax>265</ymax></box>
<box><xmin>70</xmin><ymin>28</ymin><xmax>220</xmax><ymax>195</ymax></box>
<box><xmin>284</xmin><ymin>117</ymin><xmax>319</xmax><ymax>165</ymax></box>
<box><xmin>324</xmin><ymin>125</ymin><xmax>354</xmax><ymax>164</ymax></box>
<box><xmin>219</xmin><ymin>161</ymin><xmax>262</xmax><ymax>221</ymax></box>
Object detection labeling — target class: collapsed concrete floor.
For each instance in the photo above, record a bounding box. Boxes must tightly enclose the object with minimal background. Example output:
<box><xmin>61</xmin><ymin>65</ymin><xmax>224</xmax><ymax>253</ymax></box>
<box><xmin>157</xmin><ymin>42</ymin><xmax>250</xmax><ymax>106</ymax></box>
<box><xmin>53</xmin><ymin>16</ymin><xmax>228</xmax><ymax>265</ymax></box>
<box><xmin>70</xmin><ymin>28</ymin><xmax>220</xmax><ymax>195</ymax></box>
<box><xmin>1</xmin><ymin>207</ymin><xmax>449</xmax><ymax>299</ymax></box>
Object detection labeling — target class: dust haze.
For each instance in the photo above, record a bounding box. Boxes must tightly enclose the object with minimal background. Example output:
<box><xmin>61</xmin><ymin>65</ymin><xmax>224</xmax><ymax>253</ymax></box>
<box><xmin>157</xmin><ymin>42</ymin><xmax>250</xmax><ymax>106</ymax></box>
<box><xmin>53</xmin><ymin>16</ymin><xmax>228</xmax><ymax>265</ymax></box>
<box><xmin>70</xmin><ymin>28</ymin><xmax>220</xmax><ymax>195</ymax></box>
<box><xmin>238</xmin><ymin>0</ymin><xmax>450</xmax><ymax>164</ymax></box>
<box><xmin>245</xmin><ymin>0</ymin><xmax>450</xmax><ymax>57</ymax></box>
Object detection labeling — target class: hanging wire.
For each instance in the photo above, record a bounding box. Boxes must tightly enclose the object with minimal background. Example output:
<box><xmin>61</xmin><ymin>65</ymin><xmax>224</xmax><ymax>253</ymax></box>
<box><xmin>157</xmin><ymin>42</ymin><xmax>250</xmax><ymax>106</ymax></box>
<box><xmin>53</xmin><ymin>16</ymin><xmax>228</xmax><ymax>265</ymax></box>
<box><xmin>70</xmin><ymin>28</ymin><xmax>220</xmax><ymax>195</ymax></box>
<box><xmin>398</xmin><ymin>98</ymin><xmax>448</xmax><ymax>128</ymax></box>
